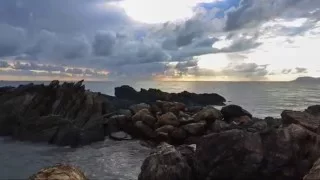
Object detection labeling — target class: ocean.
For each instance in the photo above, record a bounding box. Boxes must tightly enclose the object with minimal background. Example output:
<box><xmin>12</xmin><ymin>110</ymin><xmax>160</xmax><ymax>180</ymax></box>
<box><xmin>0</xmin><ymin>80</ymin><xmax>319</xmax><ymax>179</ymax></box>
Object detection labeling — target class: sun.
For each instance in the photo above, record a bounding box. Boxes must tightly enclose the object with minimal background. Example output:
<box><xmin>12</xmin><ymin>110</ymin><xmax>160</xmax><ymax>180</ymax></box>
<box><xmin>118</xmin><ymin>0</ymin><xmax>199</xmax><ymax>24</ymax></box>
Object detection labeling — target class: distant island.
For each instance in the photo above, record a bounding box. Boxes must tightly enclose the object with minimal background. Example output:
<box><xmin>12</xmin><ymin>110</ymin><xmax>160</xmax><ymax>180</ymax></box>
<box><xmin>292</xmin><ymin>76</ymin><xmax>320</xmax><ymax>82</ymax></box>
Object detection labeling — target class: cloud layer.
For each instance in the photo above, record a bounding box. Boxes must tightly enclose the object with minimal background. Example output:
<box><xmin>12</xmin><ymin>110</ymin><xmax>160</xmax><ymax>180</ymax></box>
<box><xmin>0</xmin><ymin>0</ymin><xmax>319</xmax><ymax>80</ymax></box>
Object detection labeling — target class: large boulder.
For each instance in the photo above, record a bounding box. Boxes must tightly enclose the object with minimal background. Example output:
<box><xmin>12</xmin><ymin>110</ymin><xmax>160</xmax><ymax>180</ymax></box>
<box><xmin>221</xmin><ymin>105</ymin><xmax>252</xmax><ymax>123</ymax></box>
<box><xmin>134</xmin><ymin>121</ymin><xmax>157</xmax><ymax>139</ymax></box>
<box><xmin>130</xmin><ymin>103</ymin><xmax>150</xmax><ymax>114</ymax></box>
<box><xmin>193</xmin><ymin>106</ymin><xmax>222</xmax><ymax>122</ymax></box>
<box><xmin>156</xmin><ymin>100</ymin><xmax>186</xmax><ymax>114</ymax></box>
<box><xmin>304</xmin><ymin>158</ymin><xmax>320</xmax><ymax>180</ymax></box>
<box><xmin>29</xmin><ymin>164</ymin><xmax>88</xmax><ymax>180</ymax></box>
<box><xmin>157</xmin><ymin>112</ymin><xmax>180</xmax><ymax>127</ymax></box>
<box><xmin>132</xmin><ymin>109</ymin><xmax>157</xmax><ymax>127</ymax></box>
<box><xmin>281</xmin><ymin>110</ymin><xmax>320</xmax><ymax>133</ymax></box>
<box><xmin>138</xmin><ymin>143</ymin><xmax>195</xmax><ymax>180</ymax></box>
<box><xmin>196</xmin><ymin>129</ymin><xmax>264</xmax><ymax>180</ymax></box>
<box><xmin>182</xmin><ymin>122</ymin><xmax>206</xmax><ymax>135</ymax></box>
<box><xmin>305</xmin><ymin>105</ymin><xmax>320</xmax><ymax>117</ymax></box>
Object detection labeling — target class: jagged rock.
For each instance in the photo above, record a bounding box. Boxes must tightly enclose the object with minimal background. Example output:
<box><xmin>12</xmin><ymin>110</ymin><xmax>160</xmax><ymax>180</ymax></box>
<box><xmin>29</xmin><ymin>164</ymin><xmax>88</xmax><ymax>180</ymax></box>
<box><xmin>115</xmin><ymin>85</ymin><xmax>226</xmax><ymax>106</ymax></box>
<box><xmin>231</xmin><ymin>115</ymin><xmax>253</xmax><ymax>125</ymax></box>
<box><xmin>196</xmin><ymin>129</ymin><xmax>264</xmax><ymax>180</ymax></box>
<box><xmin>221</xmin><ymin>105</ymin><xmax>252</xmax><ymax>123</ymax></box>
<box><xmin>117</xmin><ymin>109</ymin><xmax>132</xmax><ymax>118</ymax></box>
<box><xmin>134</xmin><ymin>121</ymin><xmax>157</xmax><ymax>139</ymax></box>
<box><xmin>130</xmin><ymin>103</ymin><xmax>150</xmax><ymax>114</ymax></box>
<box><xmin>247</xmin><ymin>120</ymin><xmax>268</xmax><ymax>133</ymax></box>
<box><xmin>306</xmin><ymin>105</ymin><xmax>320</xmax><ymax>117</ymax></box>
<box><xmin>186</xmin><ymin>106</ymin><xmax>203</xmax><ymax>114</ymax></box>
<box><xmin>132</xmin><ymin>109</ymin><xmax>156</xmax><ymax>127</ymax></box>
<box><xmin>158</xmin><ymin>112</ymin><xmax>180</xmax><ymax>127</ymax></box>
<box><xmin>155</xmin><ymin>125</ymin><xmax>175</xmax><ymax>134</ymax></box>
<box><xmin>182</xmin><ymin>122</ymin><xmax>206</xmax><ymax>135</ymax></box>
<box><xmin>210</xmin><ymin>119</ymin><xmax>231</xmax><ymax>133</ymax></box>
<box><xmin>138</xmin><ymin>143</ymin><xmax>195</xmax><ymax>180</ymax></box>
<box><xmin>304</xmin><ymin>158</ymin><xmax>320</xmax><ymax>180</ymax></box>
<box><xmin>193</xmin><ymin>106</ymin><xmax>222</xmax><ymax>122</ymax></box>
<box><xmin>48</xmin><ymin>80</ymin><xmax>60</xmax><ymax>88</ymax></box>
<box><xmin>281</xmin><ymin>110</ymin><xmax>320</xmax><ymax>133</ymax></box>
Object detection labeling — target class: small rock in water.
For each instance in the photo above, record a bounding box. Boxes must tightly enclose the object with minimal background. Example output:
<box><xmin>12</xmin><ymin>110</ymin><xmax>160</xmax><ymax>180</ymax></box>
<box><xmin>109</xmin><ymin>131</ymin><xmax>132</xmax><ymax>141</ymax></box>
<box><xmin>29</xmin><ymin>164</ymin><xmax>88</xmax><ymax>180</ymax></box>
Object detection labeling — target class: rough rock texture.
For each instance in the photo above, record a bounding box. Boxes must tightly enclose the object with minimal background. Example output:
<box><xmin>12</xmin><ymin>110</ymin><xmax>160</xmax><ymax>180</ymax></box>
<box><xmin>29</xmin><ymin>164</ymin><xmax>88</xmax><ymax>180</ymax></box>
<box><xmin>304</xmin><ymin>158</ymin><xmax>320</xmax><ymax>180</ymax></box>
<box><xmin>281</xmin><ymin>110</ymin><xmax>320</xmax><ymax>133</ymax></box>
<box><xmin>115</xmin><ymin>85</ymin><xmax>226</xmax><ymax>106</ymax></box>
<box><xmin>193</xmin><ymin>106</ymin><xmax>222</xmax><ymax>122</ymax></box>
<box><xmin>221</xmin><ymin>104</ymin><xmax>252</xmax><ymax>123</ymax></box>
<box><xmin>138</xmin><ymin>143</ymin><xmax>195</xmax><ymax>180</ymax></box>
<box><xmin>157</xmin><ymin>112</ymin><xmax>180</xmax><ymax>127</ymax></box>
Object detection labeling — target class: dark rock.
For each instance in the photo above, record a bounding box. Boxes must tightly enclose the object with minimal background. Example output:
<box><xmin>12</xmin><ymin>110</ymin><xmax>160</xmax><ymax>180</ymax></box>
<box><xmin>210</xmin><ymin>119</ymin><xmax>231</xmax><ymax>133</ymax></box>
<box><xmin>171</xmin><ymin>128</ymin><xmax>187</xmax><ymax>141</ymax></box>
<box><xmin>117</xmin><ymin>109</ymin><xmax>132</xmax><ymax>118</ymax></box>
<box><xmin>196</xmin><ymin>129</ymin><xmax>264</xmax><ymax>180</ymax></box>
<box><xmin>132</xmin><ymin>109</ymin><xmax>156</xmax><ymax>127</ymax></box>
<box><xmin>281</xmin><ymin>110</ymin><xmax>320</xmax><ymax>133</ymax></box>
<box><xmin>138</xmin><ymin>143</ymin><xmax>195</xmax><ymax>180</ymax></box>
<box><xmin>156</xmin><ymin>100</ymin><xmax>186</xmax><ymax>114</ymax></box>
<box><xmin>134</xmin><ymin>121</ymin><xmax>157</xmax><ymax>139</ymax></box>
<box><xmin>247</xmin><ymin>120</ymin><xmax>268</xmax><ymax>133</ymax></box>
<box><xmin>304</xmin><ymin>158</ymin><xmax>320</xmax><ymax>180</ymax></box>
<box><xmin>29</xmin><ymin>164</ymin><xmax>88</xmax><ymax>180</ymax></box>
<box><xmin>130</xmin><ymin>103</ymin><xmax>150</xmax><ymax>114</ymax></box>
<box><xmin>221</xmin><ymin>104</ymin><xmax>252</xmax><ymax>123</ymax></box>
<box><xmin>115</xmin><ymin>85</ymin><xmax>226</xmax><ymax>106</ymax></box>
<box><xmin>182</xmin><ymin>122</ymin><xmax>206</xmax><ymax>135</ymax></box>
<box><xmin>155</xmin><ymin>125</ymin><xmax>175</xmax><ymax>134</ymax></box>
<box><xmin>186</xmin><ymin>106</ymin><xmax>203</xmax><ymax>114</ymax></box>
<box><xmin>193</xmin><ymin>106</ymin><xmax>222</xmax><ymax>122</ymax></box>
<box><xmin>265</xmin><ymin>116</ymin><xmax>282</xmax><ymax>128</ymax></box>
<box><xmin>158</xmin><ymin>112</ymin><xmax>180</xmax><ymax>127</ymax></box>
<box><xmin>306</xmin><ymin>105</ymin><xmax>320</xmax><ymax>117</ymax></box>
<box><xmin>48</xmin><ymin>80</ymin><xmax>60</xmax><ymax>88</ymax></box>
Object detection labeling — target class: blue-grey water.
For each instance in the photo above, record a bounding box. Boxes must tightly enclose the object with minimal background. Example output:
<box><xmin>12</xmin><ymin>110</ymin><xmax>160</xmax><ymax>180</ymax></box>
<box><xmin>0</xmin><ymin>80</ymin><xmax>320</xmax><ymax>179</ymax></box>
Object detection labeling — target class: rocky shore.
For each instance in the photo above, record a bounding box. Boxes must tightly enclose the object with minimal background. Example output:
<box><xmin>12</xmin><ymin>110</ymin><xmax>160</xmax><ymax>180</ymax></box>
<box><xmin>2</xmin><ymin>80</ymin><xmax>320</xmax><ymax>180</ymax></box>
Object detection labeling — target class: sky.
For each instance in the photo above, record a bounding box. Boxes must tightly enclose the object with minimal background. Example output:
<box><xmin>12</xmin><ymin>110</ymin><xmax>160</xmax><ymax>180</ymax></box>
<box><xmin>0</xmin><ymin>0</ymin><xmax>319</xmax><ymax>81</ymax></box>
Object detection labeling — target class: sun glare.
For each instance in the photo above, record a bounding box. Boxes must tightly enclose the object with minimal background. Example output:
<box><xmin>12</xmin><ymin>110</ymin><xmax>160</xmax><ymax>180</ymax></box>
<box><xmin>118</xmin><ymin>0</ymin><xmax>213</xmax><ymax>24</ymax></box>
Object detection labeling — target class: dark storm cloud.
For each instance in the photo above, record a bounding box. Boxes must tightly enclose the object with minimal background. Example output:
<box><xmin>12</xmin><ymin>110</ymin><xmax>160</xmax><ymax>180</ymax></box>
<box><xmin>0</xmin><ymin>0</ymin><xmax>129</xmax><ymax>33</ymax></box>
<box><xmin>0</xmin><ymin>23</ymin><xmax>26</xmax><ymax>57</ymax></box>
<box><xmin>225</xmin><ymin>0</ymin><xmax>320</xmax><ymax>31</ymax></box>
<box><xmin>282</xmin><ymin>69</ymin><xmax>292</xmax><ymax>74</ymax></box>
<box><xmin>93</xmin><ymin>31</ymin><xmax>116</xmax><ymax>56</ymax></box>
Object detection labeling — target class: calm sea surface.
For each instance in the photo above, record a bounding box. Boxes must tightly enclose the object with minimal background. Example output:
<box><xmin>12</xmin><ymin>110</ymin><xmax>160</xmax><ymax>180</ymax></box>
<box><xmin>0</xmin><ymin>81</ymin><xmax>319</xmax><ymax>179</ymax></box>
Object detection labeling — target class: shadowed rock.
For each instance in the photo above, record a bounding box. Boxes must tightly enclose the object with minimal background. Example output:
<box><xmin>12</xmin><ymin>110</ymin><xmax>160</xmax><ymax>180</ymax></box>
<box><xmin>115</xmin><ymin>85</ymin><xmax>226</xmax><ymax>106</ymax></box>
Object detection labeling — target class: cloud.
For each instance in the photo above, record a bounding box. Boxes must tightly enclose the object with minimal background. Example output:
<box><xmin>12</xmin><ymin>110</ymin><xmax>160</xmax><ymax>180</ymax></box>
<box><xmin>295</xmin><ymin>67</ymin><xmax>308</xmax><ymax>73</ymax></box>
<box><xmin>0</xmin><ymin>61</ymin><xmax>10</xmax><ymax>68</ymax></box>
<box><xmin>282</xmin><ymin>69</ymin><xmax>292</xmax><ymax>74</ymax></box>
<box><xmin>93</xmin><ymin>31</ymin><xmax>116</xmax><ymax>56</ymax></box>
<box><xmin>0</xmin><ymin>24</ymin><xmax>26</xmax><ymax>57</ymax></box>
<box><xmin>222</xmin><ymin>62</ymin><xmax>269</xmax><ymax>78</ymax></box>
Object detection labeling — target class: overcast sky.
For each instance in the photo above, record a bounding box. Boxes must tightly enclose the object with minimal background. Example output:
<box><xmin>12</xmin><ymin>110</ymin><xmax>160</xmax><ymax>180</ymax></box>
<box><xmin>0</xmin><ymin>0</ymin><xmax>319</xmax><ymax>81</ymax></box>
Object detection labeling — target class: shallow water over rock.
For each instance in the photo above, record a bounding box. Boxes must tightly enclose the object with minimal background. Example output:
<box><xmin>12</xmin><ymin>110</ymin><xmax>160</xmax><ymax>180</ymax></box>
<box><xmin>0</xmin><ymin>137</ymin><xmax>150</xmax><ymax>180</ymax></box>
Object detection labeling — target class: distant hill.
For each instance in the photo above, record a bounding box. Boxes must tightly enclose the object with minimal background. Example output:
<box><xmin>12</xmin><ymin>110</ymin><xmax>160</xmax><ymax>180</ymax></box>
<box><xmin>293</xmin><ymin>76</ymin><xmax>320</xmax><ymax>82</ymax></box>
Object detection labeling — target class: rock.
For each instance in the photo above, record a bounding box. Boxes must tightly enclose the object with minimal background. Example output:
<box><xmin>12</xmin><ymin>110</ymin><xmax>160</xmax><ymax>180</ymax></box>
<box><xmin>231</xmin><ymin>115</ymin><xmax>253</xmax><ymax>126</ymax></box>
<box><xmin>135</xmin><ymin>121</ymin><xmax>157</xmax><ymax>139</ymax></box>
<box><xmin>306</xmin><ymin>105</ymin><xmax>320</xmax><ymax>117</ymax></box>
<box><xmin>247</xmin><ymin>120</ymin><xmax>268</xmax><ymax>133</ymax></box>
<box><xmin>182</xmin><ymin>122</ymin><xmax>206</xmax><ymax>135</ymax></box>
<box><xmin>109</xmin><ymin>131</ymin><xmax>132</xmax><ymax>141</ymax></box>
<box><xmin>179</xmin><ymin>117</ymin><xmax>196</xmax><ymax>125</ymax></box>
<box><xmin>210</xmin><ymin>119</ymin><xmax>231</xmax><ymax>133</ymax></box>
<box><xmin>265</xmin><ymin>116</ymin><xmax>282</xmax><ymax>128</ymax></box>
<box><xmin>132</xmin><ymin>109</ymin><xmax>156</xmax><ymax>127</ymax></box>
<box><xmin>115</xmin><ymin>85</ymin><xmax>226</xmax><ymax>106</ymax></box>
<box><xmin>130</xmin><ymin>103</ymin><xmax>150</xmax><ymax>114</ymax></box>
<box><xmin>221</xmin><ymin>104</ymin><xmax>252</xmax><ymax>123</ymax></box>
<box><xmin>155</xmin><ymin>125</ymin><xmax>175</xmax><ymax>134</ymax></box>
<box><xmin>186</xmin><ymin>106</ymin><xmax>203</xmax><ymax>114</ymax></box>
<box><xmin>196</xmin><ymin>129</ymin><xmax>264</xmax><ymax>180</ymax></box>
<box><xmin>156</xmin><ymin>100</ymin><xmax>186</xmax><ymax>114</ymax></box>
<box><xmin>138</xmin><ymin>143</ymin><xmax>195</xmax><ymax>180</ymax></box>
<box><xmin>171</xmin><ymin>128</ymin><xmax>187</xmax><ymax>141</ymax></box>
<box><xmin>48</xmin><ymin>80</ymin><xmax>60</xmax><ymax>88</ymax></box>
<box><xmin>193</xmin><ymin>106</ymin><xmax>222</xmax><ymax>122</ymax></box>
<box><xmin>304</xmin><ymin>158</ymin><xmax>320</xmax><ymax>180</ymax></box>
<box><xmin>117</xmin><ymin>109</ymin><xmax>132</xmax><ymax>118</ymax></box>
<box><xmin>281</xmin><ymin>110</ymin><xmax>320</xmax><ymax>133</ymax></box>
<box><xmin>158</xmin><ymin>112</ymin><xmax>180</xmax><ymax>127</ymax></box>
<box><xmin>29</xmin><ymin>164</ymin><xmax>88</xmax><ymax>180</ymax></box>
